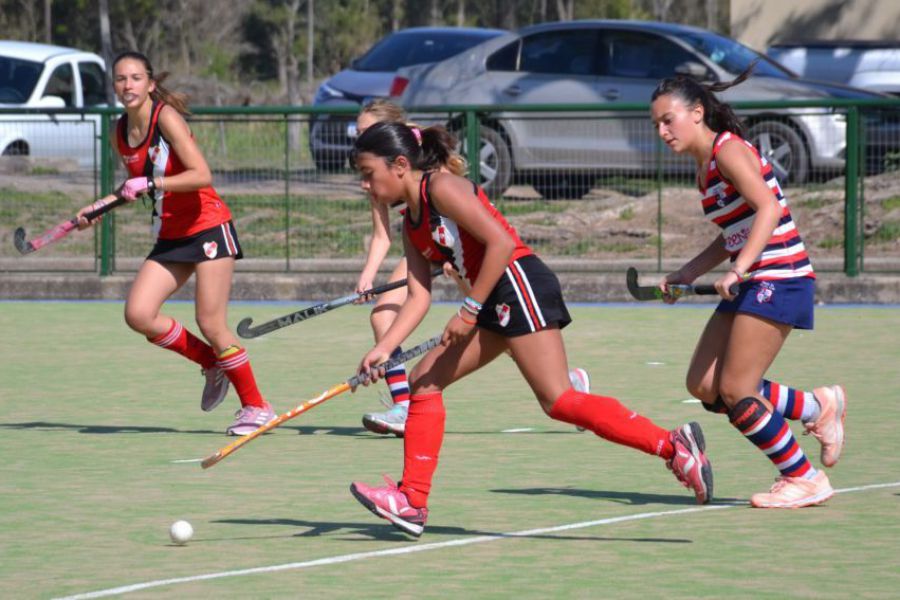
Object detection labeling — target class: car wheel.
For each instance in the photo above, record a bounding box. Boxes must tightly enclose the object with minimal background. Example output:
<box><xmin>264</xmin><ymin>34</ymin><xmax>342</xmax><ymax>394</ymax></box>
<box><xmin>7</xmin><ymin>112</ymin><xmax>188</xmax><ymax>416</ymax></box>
<box><xmin>747</xmin><ymin>120</ymin><xmax>809</xmax><ymax>184</ymax></box>
<box><xmin>457</xmin><ymin>125</ymin><xmax>512</xmax><ymax>197</ymax></box>
<box><xmin>533</xmin><ymin>174</ymin><xmax>594</xmax><ymax>200</ymax></box>
<box><xmin>1</xmin><ymin>140</ymin><xmax>29</xmax><ymax>156</ymax></box>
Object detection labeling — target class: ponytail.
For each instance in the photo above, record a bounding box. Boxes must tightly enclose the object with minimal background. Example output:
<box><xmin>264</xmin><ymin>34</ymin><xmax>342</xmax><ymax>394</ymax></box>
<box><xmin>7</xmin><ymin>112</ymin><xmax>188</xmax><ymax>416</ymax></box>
<box><xmin>353</xmin><ymin>121</ymin><xmax>460</xmax><ymax>173</ymax></box>
<box><xmin>112</xmin><ymin>51</ymin><xmax>191</xmax><ymax>115</ymax></box>
<box><xmin>652</xmin><ymin>63</ymin><xmax>756</xmax><ymax>136</ymax></box>
<box><xmin>358</xmin><ymin>98</ymin><xmax>469</xmax><ymax>176</ymax></box>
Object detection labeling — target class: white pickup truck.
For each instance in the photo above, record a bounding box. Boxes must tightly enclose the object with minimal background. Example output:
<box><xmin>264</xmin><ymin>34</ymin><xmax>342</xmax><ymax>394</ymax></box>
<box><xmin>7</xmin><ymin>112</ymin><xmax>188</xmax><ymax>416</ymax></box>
<box><xmin>0</xmin><ymin>40</ymin><xmax>109</xmax><ymax>168</ymax></box>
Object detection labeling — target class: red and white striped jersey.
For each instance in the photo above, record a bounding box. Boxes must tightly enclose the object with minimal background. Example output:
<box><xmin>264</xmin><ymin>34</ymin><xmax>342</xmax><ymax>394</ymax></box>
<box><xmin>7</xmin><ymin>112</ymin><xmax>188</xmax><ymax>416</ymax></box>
<box><xmin>701</xmin><ymin>132</ymin><xmax>814</xmax><ymax>281</ymax></box>
<box><xmin>404</xmin><ymin>172</ymin><xmax>532</xmax><ymax>286</ymax></box>
<box><xmin>116</xmin><ymin>101</ymin><xmax>232</xmax><ymax>240</ymax></box>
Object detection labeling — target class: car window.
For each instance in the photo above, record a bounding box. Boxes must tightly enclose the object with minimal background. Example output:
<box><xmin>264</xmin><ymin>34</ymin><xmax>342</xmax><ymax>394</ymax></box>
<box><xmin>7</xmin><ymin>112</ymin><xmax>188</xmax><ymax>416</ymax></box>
<box><xmin>354</xmin><ymin>31</ymin><xmax>502</xmax><ymax>72</ymax></box>
<box><xmin>0</xmin><ymin>56</ymin><xmax>42</xmax><ymax>103</ymax></box>
<box><xmin>486</xmin><ymin>41</ymin><xmax>520</xmax><ymax>72</ymax></box>
<box><xmin>674</xmin><ymin>30</ymin><xmax>790</xmax><ymax>78</ymax></box>
<box><xmin>603</xmin><ymin>31</ymin><xmax>698</xmax><ymax>79</ymax></box>
<box><xmin>79</xmin><ymin>61</ymin><xmax>107</xmax><ymax>106</ymax></box>
<box><xmin>44</xmin><ymin>63</ymin><xmax>75</xmax><ymax>107</ymax></box>
<box><xmin>520</xmin><ymin>29</ymin><xmax>601</xmax><ymax>76</ymax></box>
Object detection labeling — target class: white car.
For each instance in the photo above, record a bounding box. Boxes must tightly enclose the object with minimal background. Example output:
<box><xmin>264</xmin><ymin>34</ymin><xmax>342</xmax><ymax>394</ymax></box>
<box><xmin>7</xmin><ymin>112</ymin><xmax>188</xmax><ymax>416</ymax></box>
<box><xmin>768</xmin><ymin>41</ymin><xmax>900</xmax><ymax>96</ymax></box>
<box><xmin>0</xmin><ymin>41</ymin><xmax>109</xmax><ymax>168</ymax></box>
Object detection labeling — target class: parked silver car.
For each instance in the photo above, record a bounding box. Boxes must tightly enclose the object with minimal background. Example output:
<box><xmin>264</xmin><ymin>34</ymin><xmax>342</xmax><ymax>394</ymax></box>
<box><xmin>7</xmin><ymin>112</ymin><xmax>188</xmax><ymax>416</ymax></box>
<box><xmin>309</xmin><ymin>26</ymin><xmax>506</xmax><ymax>171</ymax></box>
<box><xmin>394</xmin><ymin>20</ymin><xmax>897</xmax><ymax>198</ymax></box>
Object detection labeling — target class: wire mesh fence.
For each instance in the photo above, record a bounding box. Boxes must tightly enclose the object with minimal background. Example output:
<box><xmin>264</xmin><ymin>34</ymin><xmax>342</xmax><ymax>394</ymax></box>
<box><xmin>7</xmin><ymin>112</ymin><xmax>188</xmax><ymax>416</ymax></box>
<box><xmin>1</xmin><ymin>101</ymin><xmax>899</xmax><ymax>275</ymax></box>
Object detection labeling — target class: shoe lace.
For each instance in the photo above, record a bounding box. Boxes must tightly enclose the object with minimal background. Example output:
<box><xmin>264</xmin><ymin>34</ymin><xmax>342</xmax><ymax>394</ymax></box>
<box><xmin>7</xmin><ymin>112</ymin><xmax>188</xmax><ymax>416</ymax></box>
<box><xmin>377</xmin><ymin>390</ymin><xmax>393</xmax><ymax>410</ymax></box>
<box><xmin>768</xmin><ymin>476</ymin><xmax>800</xmax><ymax>493</ymax></box>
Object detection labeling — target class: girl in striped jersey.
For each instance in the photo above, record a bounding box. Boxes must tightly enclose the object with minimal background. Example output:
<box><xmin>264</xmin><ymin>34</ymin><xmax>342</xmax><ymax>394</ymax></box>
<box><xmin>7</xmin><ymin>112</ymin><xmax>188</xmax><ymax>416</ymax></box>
<box><xmin>650</xmin><ymin>70</ymin><xmax>846</xmax><ymax>508</ymax></box>
<box><xmin>347</xmin><ymin>121</ymin><xmax>713</xmax><ymax>538</ymax></box>
<box><xmin>76</xmin><ymin>52</ymin><xmax>273</xmax><ymax>436</ymax></box>
<box><xmin>354</xmin><ymin>100</ymin><xmax>592</xmax><ymax>437</ymax></box>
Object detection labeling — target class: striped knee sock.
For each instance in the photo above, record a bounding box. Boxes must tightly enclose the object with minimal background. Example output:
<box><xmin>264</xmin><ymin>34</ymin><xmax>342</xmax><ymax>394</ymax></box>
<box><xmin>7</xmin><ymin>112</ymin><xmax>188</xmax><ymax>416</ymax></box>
<box><xmin>729</xmin><ymin>396</ymin><xmax>816</xmax><ymax>479</ymax></box>
<box><xmin>217</xmin><ymin>346</ymin><xmax>265</xmax><ymax>408</ymax></box>
<box><xmin>759</xmin><ymin>380</ymin><xmax>821</xmax><ymax>423</ymax></box>
<box><xmin>549</xmin><ymin>388</ymin><xmax>674</xmax><ymax>458</ymax></box>
<box><xmin>399</xmin><ymin>391</ymin><xmax>445</xmax><ymax>508</ymax></box>
<box><xmin>384</xmin><ymin>347</ymin><xmax>410</xmax><ymax>406</ymax></box>
<box><xmin>148</xmin><ymin>319</ymin><xmax>216</xmax><ymax>369</ymax></box>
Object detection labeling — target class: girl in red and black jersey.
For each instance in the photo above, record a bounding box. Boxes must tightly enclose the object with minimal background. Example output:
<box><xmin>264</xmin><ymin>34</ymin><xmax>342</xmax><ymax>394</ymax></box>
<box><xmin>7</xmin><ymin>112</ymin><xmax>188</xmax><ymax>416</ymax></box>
<box><xmin>76</xmin><ymin>51</ymin><xmax>273</xmax><ymax>436</ymax></box>
<box><xmin>347</xmin><ymin>121</ymin><xmax>713</xmax><ymax>538</ymax></box>
<box><xmin>651</xmin><ymin>69</ymin><xmax>846</xmax><ymax>508</ymax></box>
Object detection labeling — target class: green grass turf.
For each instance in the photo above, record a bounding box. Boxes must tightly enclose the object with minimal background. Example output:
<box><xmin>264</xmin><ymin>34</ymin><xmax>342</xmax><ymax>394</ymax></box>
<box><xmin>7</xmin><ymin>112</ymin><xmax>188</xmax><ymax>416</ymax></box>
<box><xmin>0</xmin><ymin>302</ymin><xmax>898</xmax><ymax>598</ymax></box>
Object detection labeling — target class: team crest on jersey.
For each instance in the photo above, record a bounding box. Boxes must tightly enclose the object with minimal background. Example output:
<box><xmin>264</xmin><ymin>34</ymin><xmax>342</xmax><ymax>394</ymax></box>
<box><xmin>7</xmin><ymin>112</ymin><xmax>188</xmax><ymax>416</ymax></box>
<box><xmin>203</xmin><ymin>241</ymin><xmax>218</xmax><ymax>259</ymax></box>
<box><xmin>149</xmin><ymin>145</ymin><xmax>161</xmax><ymax>164</ymax></box>
<box><xmin>433</xmin><ymin>224</ymin><xmax>454</xmax><ymax>248</ymax></box>
<box><xmin>495</xmin><ymin>303</ymin><xmax>511</xmax><ymax>327</ymax></box>
<box><xmin>716</xmin><ymin>188</ymin><xmax>728</xmax><ymax>207</ymax></box>
<box><xmin>756</xmin><ymin>281</ymin><xmax>775</xmax><ymax>304</ymax></box>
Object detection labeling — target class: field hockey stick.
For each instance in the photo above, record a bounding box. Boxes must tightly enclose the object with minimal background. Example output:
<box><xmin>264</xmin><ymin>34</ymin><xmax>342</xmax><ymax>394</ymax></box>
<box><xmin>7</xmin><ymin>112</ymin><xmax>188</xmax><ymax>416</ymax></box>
<box><xmin>201</xmin><ymin>334</ymin><xmax>442</xmax><ymax>469</ymax></box>
<box><xmin>236</xmin><ymin>267</ymin><xmax>443</xmax><ymax>339</ymax></box>
<box><xmin>626</xmin><ymin>267</ymin><xmax>739</xmax><ymax>301</ymax></box>
<box><xmin>14</xmin><ymin>196</ymin><xmax>127</xmax><ymax>255</ymax></box>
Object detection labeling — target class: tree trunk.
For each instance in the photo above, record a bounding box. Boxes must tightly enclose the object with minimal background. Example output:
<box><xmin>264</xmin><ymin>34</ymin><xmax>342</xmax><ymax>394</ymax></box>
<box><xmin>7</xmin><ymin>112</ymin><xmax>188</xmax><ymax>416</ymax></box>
<box><xmin>457</xmin><ymin>0</ymin><xmax>465</xmax><ymax>26</ymax></box>
<box><xmin>43</xmin><ymin>0</ymin><xmax>51</xmax><ymax>43</ymax></box>
<box><xmin>98</xmin><ymin>0</ymin><xmax>115</xmax><ymax>106</ymax></box>
<box><xmin>307</xmin><ymin>0</ymin><xmax>314</xmax><ymax>103</ymax></box>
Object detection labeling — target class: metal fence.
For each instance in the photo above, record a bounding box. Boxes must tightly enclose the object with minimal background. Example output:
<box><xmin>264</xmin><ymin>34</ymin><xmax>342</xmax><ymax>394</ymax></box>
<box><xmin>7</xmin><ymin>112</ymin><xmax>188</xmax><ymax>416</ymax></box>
<box><xmin>2</xmin><ymin>99</ymin><xmax>899</xmax><ymax>276</ymax></box>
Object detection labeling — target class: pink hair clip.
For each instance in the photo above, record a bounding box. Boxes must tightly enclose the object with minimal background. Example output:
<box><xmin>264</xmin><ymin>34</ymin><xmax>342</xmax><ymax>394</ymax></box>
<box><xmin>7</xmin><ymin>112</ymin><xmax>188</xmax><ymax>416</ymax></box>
<box><xmin>411</xmin><ymin>127</ymin><xmax>422</xmax><ymax>145</ymax></box>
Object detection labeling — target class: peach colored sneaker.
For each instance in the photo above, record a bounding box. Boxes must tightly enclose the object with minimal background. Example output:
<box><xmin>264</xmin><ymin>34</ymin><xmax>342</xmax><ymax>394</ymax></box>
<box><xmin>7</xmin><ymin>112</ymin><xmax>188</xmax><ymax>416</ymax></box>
<box><xmin>805</xmin><ymin>385</ymin><xmax>847</xmax><ymax>467</ymax></box>
<box><xmin>750</xmin><ymin>470</ymin><xmax>834</xmax><ymax>508</ymax></box>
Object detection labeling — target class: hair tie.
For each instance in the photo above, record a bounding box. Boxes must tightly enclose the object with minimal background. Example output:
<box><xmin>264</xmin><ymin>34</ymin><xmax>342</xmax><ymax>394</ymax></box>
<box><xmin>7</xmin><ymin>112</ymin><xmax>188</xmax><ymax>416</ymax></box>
<box><xmin>411</xmin><ymin>127</ymin><xmax>422</xmax><ymax>146</ymax></box>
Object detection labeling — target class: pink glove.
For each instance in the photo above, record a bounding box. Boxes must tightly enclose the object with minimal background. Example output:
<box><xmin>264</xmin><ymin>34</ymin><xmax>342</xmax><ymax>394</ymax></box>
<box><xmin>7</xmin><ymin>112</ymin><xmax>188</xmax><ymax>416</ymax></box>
<box><xmin>120</xmin><ymin>177</ymin><xmax>151</xmax><ymax>201</ymax></box>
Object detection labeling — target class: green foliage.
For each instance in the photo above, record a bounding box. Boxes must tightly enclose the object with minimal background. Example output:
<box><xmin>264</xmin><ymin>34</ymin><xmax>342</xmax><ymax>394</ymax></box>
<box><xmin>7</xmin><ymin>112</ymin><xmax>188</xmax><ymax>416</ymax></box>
<box><xmin>871</xmin><ymin>220</ymin><xmax>900</xmax><ymax>243</ymax></box>
<box><xmin>881</xmin><ymin>196</ymin><xmax>900</xmax><ymax>212</ymax></box>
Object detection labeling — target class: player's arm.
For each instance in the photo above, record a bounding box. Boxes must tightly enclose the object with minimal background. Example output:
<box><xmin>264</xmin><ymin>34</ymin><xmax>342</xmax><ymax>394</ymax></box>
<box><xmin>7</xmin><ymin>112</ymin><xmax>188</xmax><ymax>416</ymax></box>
<box><xmin>429</xmin><ymin>173</ymin><xmax>514</xmax><ymax>305</ymax></box>
<box><xmin>358</xmin><ymin>232</ymin><xmax>432</xmax><ymax>380</ymax></box>
<box><xmin>357</xmin><ymin>200</ymin><xmax>392</xmax><ymax>294</ymax></box>
<box><xmin>154</xmin><ymin>105</ymin><xmax>213</xmax><ymax>192</ymax></box>
<box><xmin>670</xmin><ymin>234</ymin><xmax>731</xmax><ymax>285</ymax></box>
<box><xmin>716</xmin><ymin>140</ymin><xmax>782</xmax><ymax>277</ymax></box>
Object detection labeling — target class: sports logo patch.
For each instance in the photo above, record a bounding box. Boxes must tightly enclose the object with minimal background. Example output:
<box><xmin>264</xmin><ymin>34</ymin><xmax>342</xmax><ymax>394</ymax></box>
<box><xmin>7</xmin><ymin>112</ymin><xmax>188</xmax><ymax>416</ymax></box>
<box><xmin>756</xmin><ymin>281</ymin><xmax>775</xmax><ymax>304</ymax></box>
<box><xmin>203</xmin><ymin>241</ymin><xmax>218</xmax><ymax>259</ymax></box>
<box><xmin>495</xmin><ymin>303</ymin><xmax>510</xmax><ymax>327</ymax></box>
<box><xmin>434</xmin><ymin>224</ymin><xmax>455</xmax><ymax>248</ymax></box>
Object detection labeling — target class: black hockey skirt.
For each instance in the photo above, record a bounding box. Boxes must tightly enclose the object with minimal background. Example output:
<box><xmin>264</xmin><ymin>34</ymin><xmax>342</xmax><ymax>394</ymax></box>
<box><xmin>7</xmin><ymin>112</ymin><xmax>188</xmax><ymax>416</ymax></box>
<box><xmin>476</xmin><ymin>254</ymin><xmax>572</xmax><ymax>337</ymax></box>
<box><xmin>147</xmin><ymin>221</ymin><xmax>243</xmax><ymax>263</ymax></box>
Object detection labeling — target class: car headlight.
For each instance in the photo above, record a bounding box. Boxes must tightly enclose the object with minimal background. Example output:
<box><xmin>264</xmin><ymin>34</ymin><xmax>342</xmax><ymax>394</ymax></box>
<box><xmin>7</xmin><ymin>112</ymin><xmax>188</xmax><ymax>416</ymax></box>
<box><xmin>313</xmin><ymin>82</ymin><xmax>345</xmax><ymax>105</ymax></box>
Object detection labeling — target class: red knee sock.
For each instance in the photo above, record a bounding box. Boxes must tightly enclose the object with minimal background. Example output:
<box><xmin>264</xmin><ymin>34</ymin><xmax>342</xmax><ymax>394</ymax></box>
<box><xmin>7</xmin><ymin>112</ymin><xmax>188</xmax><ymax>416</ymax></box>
<box><xmin>148</xmin><ymin>319</ymin><xmax>216</xmax><ymax>369</ymax></box>
<box><xmin>217</xmin><ymin>347</ymin><xmax>266</xmax><ymax>408</ymax></box>
<box><xmin>399</xmin><ymin>391</ymin><xmax>446</xmax><ymax>508</ymax></box>
<box><xmin>549</xmin><ymin>388</ymin><xmax>674</xmax><ymax>459</ymax></box>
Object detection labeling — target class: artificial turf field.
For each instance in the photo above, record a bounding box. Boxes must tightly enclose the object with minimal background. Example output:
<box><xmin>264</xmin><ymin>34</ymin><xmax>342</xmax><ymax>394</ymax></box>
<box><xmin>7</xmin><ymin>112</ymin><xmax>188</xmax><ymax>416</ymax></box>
<box><xmin>1</xmin><ymin>301</ymin><xmax>898</xmax><ymax>599</ymax></box>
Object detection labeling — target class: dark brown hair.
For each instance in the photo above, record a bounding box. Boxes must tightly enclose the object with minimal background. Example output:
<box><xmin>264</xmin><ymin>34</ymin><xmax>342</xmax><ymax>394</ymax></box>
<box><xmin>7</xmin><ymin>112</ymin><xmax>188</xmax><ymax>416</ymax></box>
<box><xmin>651</xmin><ymin>64</ymin><xmax>756</xmax><ymax>136</ymax></box>
<box><xmin>113</xmin><ymin>51</ymin><xmax>190</xmax><ymax>115</ymax></box>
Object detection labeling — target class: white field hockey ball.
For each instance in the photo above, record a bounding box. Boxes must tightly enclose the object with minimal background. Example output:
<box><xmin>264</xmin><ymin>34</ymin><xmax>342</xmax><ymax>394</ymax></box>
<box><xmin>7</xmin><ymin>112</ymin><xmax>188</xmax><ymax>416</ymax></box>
<box><xmin>169</xmin><ymin>520</ymin><xmax>193</xmax><ymax>545</ymax></box>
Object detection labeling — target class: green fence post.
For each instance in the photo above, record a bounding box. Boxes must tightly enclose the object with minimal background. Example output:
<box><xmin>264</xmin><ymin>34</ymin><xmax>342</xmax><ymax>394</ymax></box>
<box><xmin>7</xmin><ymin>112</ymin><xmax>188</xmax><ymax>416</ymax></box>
<box><xmin>99</xmin><ymin>112</ymin><xmax>115</xmax><ymax>275</ymax></box>
<box><xmin>844</xmin><ymin>106</ymin><xmax>860</xmax><ymax>277</ymax></box>
<box><xmin>465</xmin><ymin>110</ymin><xmax>480</xmax><ymax>185</ymax></box>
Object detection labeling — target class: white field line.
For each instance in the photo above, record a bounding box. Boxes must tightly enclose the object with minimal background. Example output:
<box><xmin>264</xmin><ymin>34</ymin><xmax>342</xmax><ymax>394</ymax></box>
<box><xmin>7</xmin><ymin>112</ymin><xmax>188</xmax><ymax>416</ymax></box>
<box><xmin>501</xmin><ymin>428</ymin><xmax>535</xmax><ymax>433</ymax></box>
<box><xmin>55</xmin><ymin>481</ymin><xmax>900</xmax><ymax>600</ymax></box>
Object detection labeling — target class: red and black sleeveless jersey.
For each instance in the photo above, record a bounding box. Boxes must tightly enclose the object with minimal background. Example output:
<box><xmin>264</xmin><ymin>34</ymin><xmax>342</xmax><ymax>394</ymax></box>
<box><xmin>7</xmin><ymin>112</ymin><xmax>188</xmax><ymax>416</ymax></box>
<box><xmin>404</xmin><ymin>172</ymin><xmax>532</xmax><ymax>287</ymax></box>
<box><xmin>116</xmin><ymin>101</ymin><xmax>231</xmax><ymax>240</ymax></box>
